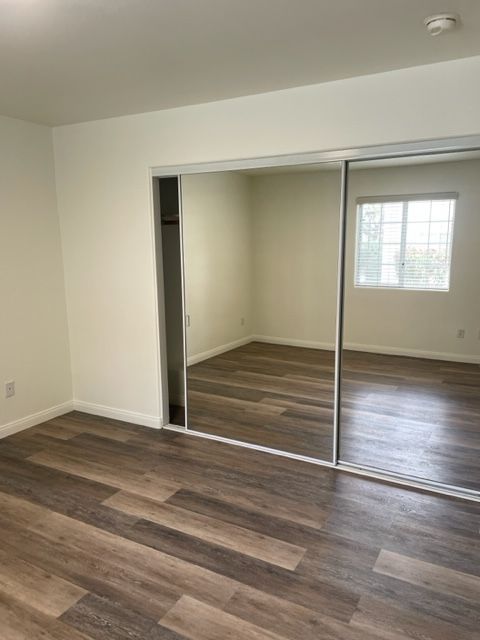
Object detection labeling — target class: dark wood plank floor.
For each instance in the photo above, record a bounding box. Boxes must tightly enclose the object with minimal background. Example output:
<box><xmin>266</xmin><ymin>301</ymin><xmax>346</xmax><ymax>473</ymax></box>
<box><xmin>187</xmin><ymin>342</ymin><xmax>480</xmax><ymax>490</ymax></box>
<box><xmin>341</xmin><ymin>349</ymin><xmax>480</xmax><ymax>490</ymax></box>
<box><xmin>187</xmin><ymin>342</ymin><xmax>337</xmax><ymax>459</ymax></box>
<box><xmin>0</xmin><ymin>411</ymin><xmax>478</xmax><ymax>639</ymax></box>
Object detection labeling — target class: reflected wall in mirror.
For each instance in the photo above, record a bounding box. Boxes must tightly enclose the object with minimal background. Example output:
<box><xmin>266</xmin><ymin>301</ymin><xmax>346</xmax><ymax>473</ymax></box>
<box><xmin>341</xmin><ymin>152</ymin><xmax>480</xmax><ymax>490</ymax></box>
<box><xmin>181</xmin><ymin>163</ymin><xmax>341</xmax><ymax>460</ymax></box>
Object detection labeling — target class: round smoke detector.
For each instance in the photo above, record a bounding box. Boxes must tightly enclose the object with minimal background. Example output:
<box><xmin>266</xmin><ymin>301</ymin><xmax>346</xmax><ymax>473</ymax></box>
<box><xmin>424</xmin><ymin>13</ymin><xmax>459</xmax><ymax>36</ymax></box>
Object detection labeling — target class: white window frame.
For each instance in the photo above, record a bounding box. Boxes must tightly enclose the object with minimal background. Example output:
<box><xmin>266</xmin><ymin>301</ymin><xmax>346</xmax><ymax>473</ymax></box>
<box><xmin>354</xmin><ymin>192</ymin><xmax>457</xmax><ymax>292</ymax></box>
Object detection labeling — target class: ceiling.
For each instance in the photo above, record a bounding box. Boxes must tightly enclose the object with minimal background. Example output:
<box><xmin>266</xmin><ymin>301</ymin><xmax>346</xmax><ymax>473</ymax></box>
<box><xmin>1</xmin><ymin>0</ymin><xmax>480</xmax><ymax>126</ymax></box>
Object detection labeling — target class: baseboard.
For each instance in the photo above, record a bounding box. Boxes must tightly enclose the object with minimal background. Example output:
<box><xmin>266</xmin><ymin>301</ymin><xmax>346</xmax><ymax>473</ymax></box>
<box><xmin>73</xmin><ymin>400</ymin><xmax>163</xmax><ymax>429</ymax></box>
<box><xmin>252</xmin><ymin>335</ymin><xmax>335</xmax><ymax>351</ymax></box>
<box><xmin>344</xmin><ymin>342</ymin><xmax>480</xmax><ymax>364</ymax></box>
<box><xmin>0</xmin><ymin>401</ymin><xmax>74</xmax><ymax>440</ymax></box>
<box><xmin>188</xmin><ymin>335</ymin><xmax>254</xmax><ymax>365</ymax></box>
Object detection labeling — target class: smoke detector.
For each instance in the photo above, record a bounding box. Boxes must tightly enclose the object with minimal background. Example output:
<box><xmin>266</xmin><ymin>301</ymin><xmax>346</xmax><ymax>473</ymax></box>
<box><xmin>424</xmin><ymin>13</ymin><xmax>459</xmax><ymax>36</ymax></box>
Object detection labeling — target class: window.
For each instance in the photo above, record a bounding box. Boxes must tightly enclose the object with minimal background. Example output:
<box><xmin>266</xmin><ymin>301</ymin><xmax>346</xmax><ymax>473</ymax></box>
<box><xmin>354</xmin><ymin>193</ymin><xmax>457</xmax><ymax>291</ymax></box>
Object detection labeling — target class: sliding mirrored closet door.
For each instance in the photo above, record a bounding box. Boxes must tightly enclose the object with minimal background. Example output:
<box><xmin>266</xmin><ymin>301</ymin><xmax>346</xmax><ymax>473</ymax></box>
<box><xmin>340</xmin><ymin>151</ymin><xmax>480</xmax><ymax>491</ymax></box>
<box><xmin>181</xmin><ymin>162</ymin><xmax>342</xmax><ymax>460</ymax></box>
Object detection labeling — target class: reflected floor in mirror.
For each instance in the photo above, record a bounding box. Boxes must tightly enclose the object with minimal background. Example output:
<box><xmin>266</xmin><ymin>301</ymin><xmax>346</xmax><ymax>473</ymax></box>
<box><xmin>187</xmin><ymin>342</ymin><xmax>480</xmax><ymax>490</ymax></box>
<box><xmin>187</xmin><ymin>341</ymin><xmax>335</xmax><ymax>460</ymax></box>
<box><xmin>341</xmin><ymin>351</ymin><xmax>480</xmax><ymax>491</ymax></box>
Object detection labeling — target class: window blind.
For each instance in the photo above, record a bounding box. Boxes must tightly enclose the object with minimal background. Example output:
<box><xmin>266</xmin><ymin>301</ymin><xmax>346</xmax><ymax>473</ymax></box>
<box><xmin>354</xmin><ymin>195</ymin><xmax>456</xmax><ymax>291</ymax></box>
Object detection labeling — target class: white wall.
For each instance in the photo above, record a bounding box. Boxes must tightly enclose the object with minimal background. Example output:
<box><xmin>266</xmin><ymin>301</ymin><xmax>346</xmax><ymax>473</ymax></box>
<box><xmin>0</xmin><ymin>115</ymin><xmax>72</xmax><ymax>433</ymax></box>
<box><xmin>52</xmin><ymin>55</ymin><xmax>480</xmax><ymax>424</ymax></box>
<box><xmin>251</xmin><ymin>170</ymin><xmax>340</xmax><ymax>347</ymax></box>
<box><xmin>182</xmin><ymin>172</ymin><xmax>252</xmax><ymax>362</ymax></box>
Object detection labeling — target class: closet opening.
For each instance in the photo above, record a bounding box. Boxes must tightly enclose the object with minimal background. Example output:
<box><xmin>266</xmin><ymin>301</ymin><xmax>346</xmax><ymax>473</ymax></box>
<box><xmin>153</xmin><ymin>176</ymin><xmax>186</xmax><ymax>427</ymax></box>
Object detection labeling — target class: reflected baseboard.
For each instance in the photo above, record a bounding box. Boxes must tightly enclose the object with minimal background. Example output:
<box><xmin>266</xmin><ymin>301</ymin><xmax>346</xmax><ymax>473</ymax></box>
<box><xmin>344</xmin><ymin>342</ymin><xmax>480</xmax><ymax>364</ymax></box>
<box><xmin>186</xmin><ymin>334</ymin><xmax>480</xmax><ymax>366</ymax></box>
<box><xmin>187</xmin><ymin>334</ymin><xmax>334</xmax><ymax>367</ymax></box>
<box><xmin>256</xmin><ymin>335</ymin><xmax>480</xmax><ymax>363</ymax></box>
<box><xmin>187</xmin><ymin>336</ymin><xmax>254</xmax><ymax>366</ymax></box>
<box><xmin>253</xmin><ymin>335</ymin><xmax>335</xmax><ymax>351</ymax></box>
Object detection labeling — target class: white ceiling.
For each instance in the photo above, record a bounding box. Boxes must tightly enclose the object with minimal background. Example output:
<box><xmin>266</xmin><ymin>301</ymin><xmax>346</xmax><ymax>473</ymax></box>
<box><xmin>1</xmin><ymin>0</ymin><xmax>480</xmax><ymax>126</ymax></box>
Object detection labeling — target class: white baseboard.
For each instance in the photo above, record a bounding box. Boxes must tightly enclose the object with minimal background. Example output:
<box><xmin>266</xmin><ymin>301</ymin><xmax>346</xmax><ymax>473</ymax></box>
<box><xmin>252</xmin><ymin>335</ymin><xmax>335</xmax><ymax>351</ymax></box>
<box><xmin>0</xmin><ymin>401</ymin><xmax>74</xmax><ymax>440</ymax></box>
<box><xmin>73</xmin><ymin>400</ymin><xmax>163</xmax><ymax>429</ymax></box>
<box><xmin>344</xmin><ymin>342</ymin><xmax>480</xmax><ymax>364</ymax></box>
<box><xmin>188</xmin><ymin>335</ymin><xmax>254</xmax><ymax>365</ymax></box>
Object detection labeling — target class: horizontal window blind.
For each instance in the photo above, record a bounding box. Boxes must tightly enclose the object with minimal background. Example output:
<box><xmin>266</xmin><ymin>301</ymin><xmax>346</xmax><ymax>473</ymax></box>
<box><xmin>354</xmin><ymin>195</ymin><xmax>456</xmax><ymax>291</ymax></box>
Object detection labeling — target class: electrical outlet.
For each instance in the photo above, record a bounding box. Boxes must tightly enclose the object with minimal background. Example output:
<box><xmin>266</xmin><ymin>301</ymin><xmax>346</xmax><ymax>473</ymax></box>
<box><xmin>457</xmin><ymin>329</ymin><xmax>465</xmax><ymax>339</ymax></box>
<box><xmin>240</xmin><ymin>317</ymin><xmax>245</xmax><ymax>326</ymax></box>
<box><xmin>5</xmin><ymin>380</ymin><xmax>15</xmax><ymax>398</ymax></box>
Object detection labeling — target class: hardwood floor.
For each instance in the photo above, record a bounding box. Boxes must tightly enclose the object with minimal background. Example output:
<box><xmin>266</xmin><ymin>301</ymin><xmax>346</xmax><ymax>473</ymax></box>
<box><xmin>0</xmin><ymin>411</ymin><xmax>478</xmax><ymax>639</ymax></box>
<box><xmin>187</xmin><ymin>341</ymin><xmax>480</xmax><ymax>490</ymax></box>
<box><xmin>187</xmin><ymin>341</ymin><xmax>336</xmax><ymax>459</ymax></box>
<box><xmin>341</xmin><ymin>349</ymin><xmax>480</xmax><ymax>490</ymax></box>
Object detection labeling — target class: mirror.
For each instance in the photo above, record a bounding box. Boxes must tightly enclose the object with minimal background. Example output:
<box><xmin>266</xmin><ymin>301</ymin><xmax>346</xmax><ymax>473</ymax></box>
<box><xmin>181</xmin><ymin>162</ymin><xmax>341</xmax><ymax>460</ymax></box>
<box><xmin>341</xmin><ymin>151</ymin><xmax>480</xmax><ymax>490</ymax></box>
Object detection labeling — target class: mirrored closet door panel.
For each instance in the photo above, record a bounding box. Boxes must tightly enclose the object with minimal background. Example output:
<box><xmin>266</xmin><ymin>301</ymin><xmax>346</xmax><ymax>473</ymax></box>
<box><xmin>340</xmin><ymin>151</ymin><xmax>480</xmax><ymax>491</ymax></box>
<box><xmin>181</xmin><ymin>162</ymin><xmax>342</xmax><ymax>460</ymax></box>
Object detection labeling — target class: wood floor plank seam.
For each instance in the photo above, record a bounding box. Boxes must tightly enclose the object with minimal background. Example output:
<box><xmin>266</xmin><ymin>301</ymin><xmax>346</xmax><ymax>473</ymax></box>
<box><xmin>27</xmin><ymin>448</ymin><xmax>181</xmax><ymax>502</ymax></box>
<box><xmin>160</xmin><ymin>594</ymin><xmax>288</xmax><ymax>640</ymax></box>
<box><xmin>0</xmin><ymin>545</ymin><xmax>88</xmax><ymax>618</ymax></box>
<box><xmin>27</xmin><ymin>510</ymin><xmax>240</xmax><ymax>609</ymax></box>
<box><xmin>0</xmin><ymin>590</ymin><xmax>95</xmax><ymax>640</ymax></box>
<box><xmin>373</xmin><ymin>549</ymin><xmax>480</xmax><ymax>603</ymax></box>
<box><xmin>103</xmin><ymin>490</ymin><xmax>307</xmax><ymax>570</ymax></box>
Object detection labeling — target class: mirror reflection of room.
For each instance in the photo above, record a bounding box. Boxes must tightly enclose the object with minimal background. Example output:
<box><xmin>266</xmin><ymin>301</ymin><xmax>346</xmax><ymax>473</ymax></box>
<box><xmin>181</xmin><ymin>164</ymin><xmax>341</xmax><ymax>459</ymax></box>
<box><xmin>341</xmin><ymin>153</ymin><xmax>480</xmax><ymax>490</ymax></box>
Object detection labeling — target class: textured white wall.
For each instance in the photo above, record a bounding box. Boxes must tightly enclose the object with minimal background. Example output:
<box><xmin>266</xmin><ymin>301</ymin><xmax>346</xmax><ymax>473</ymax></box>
<box><xmin>53</xmin><ymin>56</ymin><xmax>480</xmax><ymax>422</ymax></box>
<box><xmin>0</xmin><ymin>115</ymin><xmax>71</xmax><ymax>431</ymax></box>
